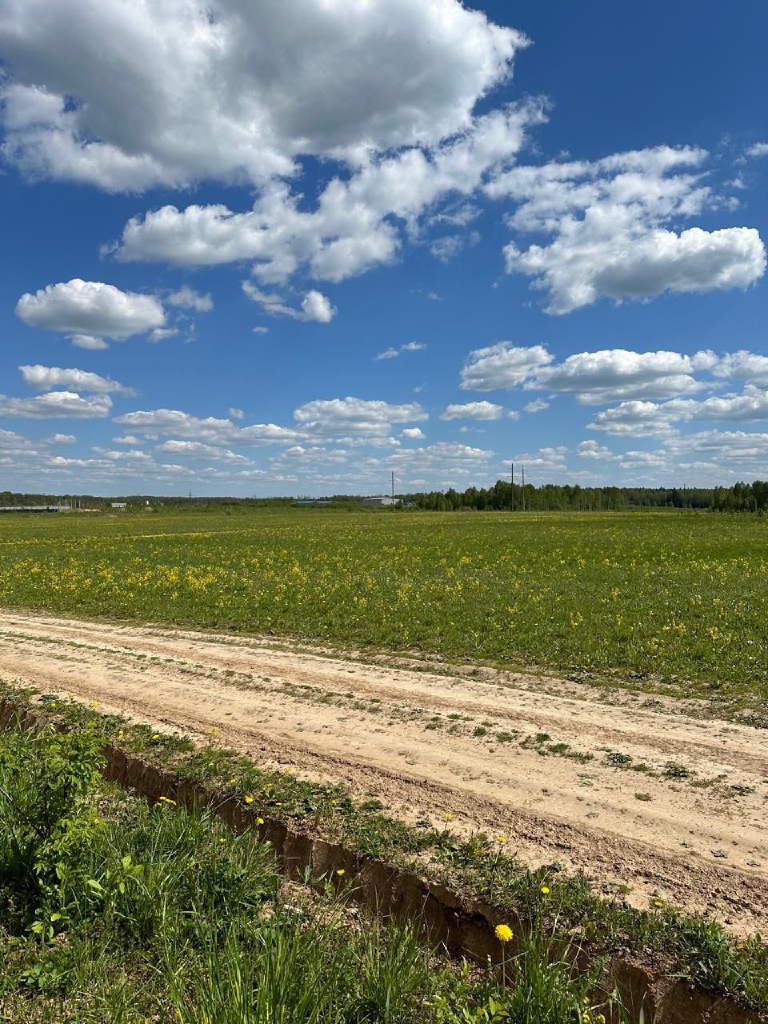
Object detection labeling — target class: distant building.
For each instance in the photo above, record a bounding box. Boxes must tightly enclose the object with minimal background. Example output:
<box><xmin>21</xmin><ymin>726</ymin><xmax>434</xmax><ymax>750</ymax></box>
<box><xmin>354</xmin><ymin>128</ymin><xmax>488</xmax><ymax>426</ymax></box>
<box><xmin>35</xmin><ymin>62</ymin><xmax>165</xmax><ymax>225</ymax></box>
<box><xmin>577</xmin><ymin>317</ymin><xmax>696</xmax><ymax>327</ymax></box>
<box><xmin>110</xmin><ymin>502</ymin><xmax>128</xmax><ymax>509</ymax></box>
<box><xmin>362</xmin><ymin>496</ymin><xmax>399</xmax><ymax>506</ymax></box>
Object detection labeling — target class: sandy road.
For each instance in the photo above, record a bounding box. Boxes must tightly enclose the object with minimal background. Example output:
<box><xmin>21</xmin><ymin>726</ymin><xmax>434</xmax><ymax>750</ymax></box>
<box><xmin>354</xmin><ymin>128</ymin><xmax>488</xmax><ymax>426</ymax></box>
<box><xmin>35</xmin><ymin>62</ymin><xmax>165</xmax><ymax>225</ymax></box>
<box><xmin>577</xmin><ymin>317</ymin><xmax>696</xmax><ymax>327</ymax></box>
<box><xmin>0</xmin><ymin>609</ymin><xmax>766</xmax><ymax>935</ymax></box>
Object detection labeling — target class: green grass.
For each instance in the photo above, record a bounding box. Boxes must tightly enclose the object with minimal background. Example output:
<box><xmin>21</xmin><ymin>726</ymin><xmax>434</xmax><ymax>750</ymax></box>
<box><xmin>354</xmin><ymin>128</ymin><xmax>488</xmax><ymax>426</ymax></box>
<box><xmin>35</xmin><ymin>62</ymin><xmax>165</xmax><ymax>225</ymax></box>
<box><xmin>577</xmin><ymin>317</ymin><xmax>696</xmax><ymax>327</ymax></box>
<box><xmin>0</xmin><ymin>508</ymin><xmax>767</xmax><ymax>704</ymax></box>
<box><xmin>0</xmin><ymin>722</ymin><xmax>635</xmax><ymax>1023</ymax></box>
<box><xmin>4</xmin><ymin>687</ymin><xmax>768</xmax><ymax>1020</ymax></box>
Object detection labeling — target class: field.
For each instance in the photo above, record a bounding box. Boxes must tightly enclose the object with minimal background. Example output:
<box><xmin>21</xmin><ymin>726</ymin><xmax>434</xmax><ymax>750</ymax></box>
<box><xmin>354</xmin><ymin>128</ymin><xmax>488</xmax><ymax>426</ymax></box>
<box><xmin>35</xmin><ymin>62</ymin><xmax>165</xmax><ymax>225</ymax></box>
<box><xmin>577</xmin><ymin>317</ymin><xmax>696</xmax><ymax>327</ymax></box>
<box><xmin>0</xmin><ymin>508</ymin><xmax>766</xmax><ymax>705</ymax></box>
<box><xmin>1</xmin><ymin>508</ymin><xmax>768</xmax><ymax>1020</ymax></box>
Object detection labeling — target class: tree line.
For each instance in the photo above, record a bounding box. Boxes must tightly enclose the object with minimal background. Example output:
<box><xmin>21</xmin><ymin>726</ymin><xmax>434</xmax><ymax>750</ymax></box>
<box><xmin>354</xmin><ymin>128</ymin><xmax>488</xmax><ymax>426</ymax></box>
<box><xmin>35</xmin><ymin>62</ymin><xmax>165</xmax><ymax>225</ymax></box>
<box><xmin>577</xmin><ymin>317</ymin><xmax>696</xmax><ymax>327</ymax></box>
<box><xmin>404</xmin><ymin>480</ymin><xmax>768</xmax><ymax>512</ymax></box>
<box><xmin>1</xmin><ymin>481</ymin><xmax>768</xmax><ymax>512</ymax></box>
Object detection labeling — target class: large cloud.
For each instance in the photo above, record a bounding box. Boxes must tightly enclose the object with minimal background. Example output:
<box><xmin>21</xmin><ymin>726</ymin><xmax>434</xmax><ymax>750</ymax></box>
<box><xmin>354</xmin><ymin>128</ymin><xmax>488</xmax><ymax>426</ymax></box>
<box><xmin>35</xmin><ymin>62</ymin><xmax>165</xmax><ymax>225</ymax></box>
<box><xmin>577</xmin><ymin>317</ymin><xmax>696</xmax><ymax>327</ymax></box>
<box><xmin>461</xmin><ymin>343</ymin><xmax>553</xmax><ymax>391</ymax></box>
<box><xmin>0</xmin><ymin>0</ymin><xmax>524</xmax><ymax>190</ymax></box>
<box><xmin>441</xmin><ymin>401</ymin><xmax>504</xmax><ymax>420</ymax></box>
<box><xmin>114</xmin><ymin>409</ymin><xmax>300</xmax><ymax>446</ymax></box>
<box><xmin>0</xmin><ymin>391</ymin><xmax>112</xmax><ymax>419</ymax></box>
<box><xmin>15</xmin><ymin>279</ymin><xmax>165</xmax><ymax>343</ymax></box>
<box><xmin>112</xmin><ymin>103</ymin><xmax>542</xmax><ymax>285</ymax></box>
<box><xmin>489</xmin><ymin>147</ymin><xmax>766</xmax><ymax>313</ymax></box>
<box><xmin>460</xmin><ymin>343</ymin><xmax>768</xmax><ymax>407</ymax></box>
<box><xmin>154</xmin><ymin>440</ymin><xmax>250</xmax><ymax>463</ymax></box>
<box><xmin>293</xmin><ymin>397</ymin><xmax>427</xmax><ymax>437</ymax></box>
<box><xmin>532</xmin><ymin>348</ymin><xmax>717</xmax><ymax>403</ymax></box>
<box><xmin>19</xmin><ymin>364</ymin><xmax>135</xmax><ymax>395</ymax></box>
<box><xmin>589</xmin><ymin>388</ymin><xmax>768</xmax><ymax>436</ymax></box>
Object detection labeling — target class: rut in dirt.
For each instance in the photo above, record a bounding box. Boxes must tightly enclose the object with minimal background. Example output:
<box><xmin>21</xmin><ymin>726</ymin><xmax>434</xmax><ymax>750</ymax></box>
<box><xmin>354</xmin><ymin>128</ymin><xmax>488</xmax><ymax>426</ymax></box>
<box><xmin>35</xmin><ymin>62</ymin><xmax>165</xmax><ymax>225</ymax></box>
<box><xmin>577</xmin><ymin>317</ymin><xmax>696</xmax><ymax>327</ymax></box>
<box><xmin>0</xmin><ymin>608</ymin><xmax>766</xmax><ymax>936</ymax></box>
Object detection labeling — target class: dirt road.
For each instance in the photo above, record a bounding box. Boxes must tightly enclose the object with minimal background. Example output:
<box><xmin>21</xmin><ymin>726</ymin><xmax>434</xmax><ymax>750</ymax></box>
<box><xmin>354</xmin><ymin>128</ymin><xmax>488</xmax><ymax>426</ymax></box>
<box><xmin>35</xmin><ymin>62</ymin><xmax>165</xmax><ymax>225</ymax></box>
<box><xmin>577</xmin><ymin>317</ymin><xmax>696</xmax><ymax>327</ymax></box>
<box><xmin>0</xmin><ymin>610</ymin><xmax>765</xmax><ymax>935</ymax></box>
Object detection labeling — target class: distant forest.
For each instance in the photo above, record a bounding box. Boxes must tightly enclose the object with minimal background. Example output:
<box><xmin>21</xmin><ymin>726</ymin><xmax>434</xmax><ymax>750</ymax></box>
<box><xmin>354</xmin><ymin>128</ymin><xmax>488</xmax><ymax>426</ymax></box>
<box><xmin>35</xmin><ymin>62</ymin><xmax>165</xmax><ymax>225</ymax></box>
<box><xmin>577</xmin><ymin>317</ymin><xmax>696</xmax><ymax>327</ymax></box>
<box><xmin>2</xmin><ymin>480</ymin><xmax>768</xmax><ymax>513</ymax></box>
<box><xmin>407</xmin><ymin>480</ymin><xmax>768</xmax><ymax>512</ymax></box>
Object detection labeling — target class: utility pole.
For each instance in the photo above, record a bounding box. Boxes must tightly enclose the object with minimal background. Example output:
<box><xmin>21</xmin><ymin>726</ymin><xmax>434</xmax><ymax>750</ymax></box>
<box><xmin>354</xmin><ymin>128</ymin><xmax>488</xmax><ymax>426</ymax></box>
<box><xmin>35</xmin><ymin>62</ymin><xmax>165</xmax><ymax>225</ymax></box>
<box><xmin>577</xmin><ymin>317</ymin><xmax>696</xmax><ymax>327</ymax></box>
<box><xmin>391</xmin><ymin>471</ymin><xmax>395</xmax><ymax>509</ymax></box>
<box><xmin>521</xmin><ymin>466</ymin><xmax>525</xmax><ymax>512</ymax></box>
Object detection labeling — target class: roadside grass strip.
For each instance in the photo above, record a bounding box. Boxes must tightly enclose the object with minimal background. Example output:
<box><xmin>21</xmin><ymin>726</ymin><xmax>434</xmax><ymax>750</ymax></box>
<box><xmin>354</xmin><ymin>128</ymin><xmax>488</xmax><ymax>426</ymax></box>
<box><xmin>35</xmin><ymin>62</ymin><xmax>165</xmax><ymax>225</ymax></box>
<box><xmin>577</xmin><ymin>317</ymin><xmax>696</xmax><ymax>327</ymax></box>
<box><xmin>0</xmin><ymin>683</ymin><xmax>766</xmax><ymax>1021</ymax></box>
<box><xmin>1</xmin><ymin>710</ymin><xmax>638</xmax><ymax>1024</ymax></box>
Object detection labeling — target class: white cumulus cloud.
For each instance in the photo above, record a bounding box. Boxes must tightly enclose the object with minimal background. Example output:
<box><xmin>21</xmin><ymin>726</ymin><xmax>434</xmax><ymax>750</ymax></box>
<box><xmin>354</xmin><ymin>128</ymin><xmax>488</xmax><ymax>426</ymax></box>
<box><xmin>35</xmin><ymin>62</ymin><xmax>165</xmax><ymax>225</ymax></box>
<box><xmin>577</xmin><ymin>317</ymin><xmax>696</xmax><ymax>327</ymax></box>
<box><xmin>19</xmin><ymin>364</ymin><xmax>135</xmax><ymax>395</ymax></box>
<box><xmin>15</xmin><ymin>279</ymin><xmax>165</xmax><ymax>345</ymax></box>
<box><xmin>441</xmin><ymin>401</ymin><xmax>504</xmax><ymax>420</ymax></box>
<box><xmin>461</xmin><ymin>343</ymin><xmax>553</xmax><ymax>391</ymax></box>
<box><xmin>532</xmin><ymin>348</ymin><xmax>717</xmax><ymax>403</ymax></box>
<box><xmin>0</xmin><ymin>0</ymin><xmax>525</xmax><ymax>190</ymax></box>
<box><xmin>294</xmin><ymin>397</ymin><xmax>427</xmax><ymax>437</ymax></box>
<box><xmin>113</xmin><ymin>409</ymin><xmax>301</xmax><ymax>446</ymax></box>
<box><xmin>242</xmin><ymin>282</ymin><xmax>336</xmax><ymax>323</ymax></box>
<box><xmin>112</xmin><ymin>102</ymin><xmax>543</xmax><ymax>286</ymax></box>
<box><xmin>490</xmin><ymin>146</ymin><xmax>766</xmax><ymax>313</ymax></box>
<box><xmin>0</xmin><ymin>391</ymin><xmax>112</xmax><ymax>419</ymax></box>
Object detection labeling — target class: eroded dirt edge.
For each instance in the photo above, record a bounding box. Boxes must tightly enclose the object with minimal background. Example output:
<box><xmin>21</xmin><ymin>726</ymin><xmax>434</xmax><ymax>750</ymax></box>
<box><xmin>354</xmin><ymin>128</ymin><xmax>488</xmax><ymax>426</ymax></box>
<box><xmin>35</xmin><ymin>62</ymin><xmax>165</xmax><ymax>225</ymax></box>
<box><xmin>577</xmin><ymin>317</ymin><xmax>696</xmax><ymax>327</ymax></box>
<box><xmin>0</xmin><ymin>608</ymin><xmax>765</xmax><ymax>939</ymax></box>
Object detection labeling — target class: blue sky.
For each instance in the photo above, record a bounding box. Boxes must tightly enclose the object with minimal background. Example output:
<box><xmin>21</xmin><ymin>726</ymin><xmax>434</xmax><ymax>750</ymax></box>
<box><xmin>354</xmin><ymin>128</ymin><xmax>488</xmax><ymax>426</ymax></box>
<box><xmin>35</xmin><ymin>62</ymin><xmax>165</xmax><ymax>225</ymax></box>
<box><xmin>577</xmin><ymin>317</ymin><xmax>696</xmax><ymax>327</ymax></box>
<box><xmin>1</xmin><ymin>0</ymin><xmax>767</xmax><ymax>497</ymax></box>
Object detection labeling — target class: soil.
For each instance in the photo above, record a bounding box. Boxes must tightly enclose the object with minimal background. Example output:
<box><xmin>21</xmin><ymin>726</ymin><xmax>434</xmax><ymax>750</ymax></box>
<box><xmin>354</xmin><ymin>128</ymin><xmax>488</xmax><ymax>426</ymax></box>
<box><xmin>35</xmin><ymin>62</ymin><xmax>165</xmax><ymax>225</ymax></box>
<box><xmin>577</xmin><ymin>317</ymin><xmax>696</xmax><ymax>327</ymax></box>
<box><xmin>0</xmin><ymin>609</ymin><xmax>766</xmax><ymax>936</ymax></box>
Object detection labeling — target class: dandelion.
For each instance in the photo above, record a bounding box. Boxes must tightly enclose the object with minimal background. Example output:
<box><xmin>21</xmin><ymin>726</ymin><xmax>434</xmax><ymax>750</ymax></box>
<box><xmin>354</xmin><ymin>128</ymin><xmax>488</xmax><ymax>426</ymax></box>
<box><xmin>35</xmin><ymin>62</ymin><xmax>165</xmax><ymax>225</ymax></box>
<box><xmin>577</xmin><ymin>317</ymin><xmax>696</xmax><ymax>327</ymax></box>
<box><xmin>336</xmin><ymin>869</ymin><xmax>346</xmax><ymax>877</ymax></box>
<box><xmin>117</xmin><ymin>730</ymin><xmax>125</xmax><ymax>740</ymax></box>
<box><xmin>540</xmin><ymin>885</ymin><xmax>550</xmax><ymax>895</ymax></box>
<box><xmin>257</xmin><ymin>817</ymin><xmax>264</xmax><ymax>825</ymax></box>
<box><xmin>90</xmin><ymin>700</ymin><xmax>99</xmax><ymax>707</ymax></box>
<box><xmin>229</xmin><ymin>778</ymin><xmax>237</xmax><ymax>785</ymax></box>
<box><xmin>445</xmin><ymin>812</ymin><xmax>454</xmax><ymax>821</ymax></box>
<box><xmin>152</xmin><ymin>734</ymin><xmax>160</xmax><ymax>740</ymax></box>
<box><xmin>497</xmin><ymin>835</ymin><xmax>507</xmax><ymax>844</ymax></box>
<box><xmin>494</xmin><ymin>924</ymin><xmax>513</xmax><ymax>943</ymax></box>
<box><xmin>653</xmin><ymin>898</ymin><xmax>664</xmax><ymax>908</ymax></box>
<box><xmin>219</xmin><ymin>838</ymin><xmax>226</xmax><ymax>844</ymax></box>
<box><xmin>244</xmin><ymin>795</ymin><xmax>254</xmax><ymax>804</ymax></box>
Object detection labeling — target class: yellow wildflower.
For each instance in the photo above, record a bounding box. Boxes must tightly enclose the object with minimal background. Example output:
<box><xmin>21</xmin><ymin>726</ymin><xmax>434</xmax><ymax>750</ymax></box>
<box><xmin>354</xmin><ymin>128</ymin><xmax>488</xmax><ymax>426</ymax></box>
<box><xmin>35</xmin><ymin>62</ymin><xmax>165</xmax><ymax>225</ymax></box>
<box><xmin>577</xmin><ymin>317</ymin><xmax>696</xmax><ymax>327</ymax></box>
<box><xmin>494</xmin><ymin>924</ymin><xmax>513</xmax><ymax>943</ymax></box>
<box><xmin>540</xmin><ymin>885</ymin><xmax>550</xmax><ymax>895</ymax></box>
<box><xmin>244</xmin><ymin>795</ymin><xmax>254</xmax><ymax>804</ymax></box>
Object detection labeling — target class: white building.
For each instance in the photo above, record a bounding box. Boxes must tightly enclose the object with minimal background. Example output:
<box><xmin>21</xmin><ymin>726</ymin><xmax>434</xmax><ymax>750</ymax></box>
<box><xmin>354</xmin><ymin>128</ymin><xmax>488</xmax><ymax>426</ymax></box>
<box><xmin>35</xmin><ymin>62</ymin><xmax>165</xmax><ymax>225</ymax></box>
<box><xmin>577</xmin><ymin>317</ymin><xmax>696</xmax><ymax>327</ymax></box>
<box><xmin>362</xmin><ymin>496</ymin><xmax>398</xmax><ymax>506</ymax></box>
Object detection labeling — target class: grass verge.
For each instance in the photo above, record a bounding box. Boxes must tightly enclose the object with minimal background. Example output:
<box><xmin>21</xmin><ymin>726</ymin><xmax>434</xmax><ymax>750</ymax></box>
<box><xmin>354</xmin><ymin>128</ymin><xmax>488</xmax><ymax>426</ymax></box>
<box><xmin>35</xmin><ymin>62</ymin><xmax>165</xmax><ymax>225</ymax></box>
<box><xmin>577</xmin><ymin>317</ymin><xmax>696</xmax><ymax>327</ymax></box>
<box><xmin>1</xmin><ymin>681</ymin><xmax>766</xmax><ymax>1021</ymax></box>
<box><xmin>1</xmin><ymin>717</ymin><xmax>634</xmax><ymax>1023</ymax></box>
